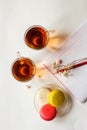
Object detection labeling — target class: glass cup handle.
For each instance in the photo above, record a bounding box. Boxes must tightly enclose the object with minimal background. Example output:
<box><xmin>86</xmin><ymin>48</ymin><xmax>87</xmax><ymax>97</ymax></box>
<box><xmin>49</xmin><ymin>30</ymin><xmax>56</xmax><ymax>34</ymax></box>
<box><xmin>48</xmin><ymin>30</ymin><xmax>56</xmax><ymax>38</ymax></box>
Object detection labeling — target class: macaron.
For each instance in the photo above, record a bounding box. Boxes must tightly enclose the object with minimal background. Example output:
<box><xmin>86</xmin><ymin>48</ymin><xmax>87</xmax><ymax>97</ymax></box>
<box><xmin>35</xmin><ymin>87</ymin><xmax>51</xmax><ymax>107</ymax></box>
<box><xmin>39</xmin><ymin>104</ymin><xmax>57</xmax><ymax>121</ymax></box>
<box><xmin>48</xmin><ymin>89</ymin><xmax>65</xmax><ymax>107</ymax></box>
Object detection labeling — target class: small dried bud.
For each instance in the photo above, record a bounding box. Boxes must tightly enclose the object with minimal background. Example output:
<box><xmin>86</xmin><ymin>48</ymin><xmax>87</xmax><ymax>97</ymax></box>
<box><xmin>55</xmin><ymin>59</ymin><xmax>62</xmax><ymax>65</ymax></box>
<box><xmin>26</xmin><ymin>85</ymin><xmax>31</xmax><ymax>88</ymax></box>
<box><xmin>53</xmin><ymin>59</ymin><xmax>62</xmax><ymax>67</ymax></box>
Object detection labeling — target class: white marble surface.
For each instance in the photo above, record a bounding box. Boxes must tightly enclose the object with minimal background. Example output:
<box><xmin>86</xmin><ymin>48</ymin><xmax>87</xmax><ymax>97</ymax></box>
<box><xmin>0</xmin><ymin>0</ymin><xmax>87</xmax><ymax>130</ymax></box>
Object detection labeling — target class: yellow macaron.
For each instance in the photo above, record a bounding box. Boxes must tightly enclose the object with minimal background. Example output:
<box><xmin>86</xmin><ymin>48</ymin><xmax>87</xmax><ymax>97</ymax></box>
<box><xmin>48</xmin><ymin>89</ymin><xmax>65</xmax><ymax>107</ymax></box>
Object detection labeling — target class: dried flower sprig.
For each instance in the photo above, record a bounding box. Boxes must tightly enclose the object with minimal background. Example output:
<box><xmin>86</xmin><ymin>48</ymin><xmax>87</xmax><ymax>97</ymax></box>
<box><xmin>52</xmin><ymin>57</ymin><xmax>87</xmax><ymax>77</ymax></box>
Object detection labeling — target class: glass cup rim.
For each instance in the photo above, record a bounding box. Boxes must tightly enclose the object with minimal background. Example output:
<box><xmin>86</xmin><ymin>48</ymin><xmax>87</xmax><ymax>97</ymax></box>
<box><xmin>24</xmin><ymin>25</ymin><xmax>49</xmax><ymax>50</ymax></box>
<box><xmin>11</xmin><ymin>57</ymin><xmax>36</xmax><ymax>82</ymax></box>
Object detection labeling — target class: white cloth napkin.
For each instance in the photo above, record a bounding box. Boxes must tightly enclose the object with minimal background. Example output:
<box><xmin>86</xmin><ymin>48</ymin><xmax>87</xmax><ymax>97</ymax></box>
<box><xmin>44</xmin><ymin>21</ymin><xmax>87</xmax><ymax>102</ymax></box>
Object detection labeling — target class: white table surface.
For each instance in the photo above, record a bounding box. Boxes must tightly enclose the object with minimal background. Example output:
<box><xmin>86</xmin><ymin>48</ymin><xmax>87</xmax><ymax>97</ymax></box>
<box><xmin>0</xmin><ymin>0</ymin><xmax>87</xmax><ymax>130</ymax></box>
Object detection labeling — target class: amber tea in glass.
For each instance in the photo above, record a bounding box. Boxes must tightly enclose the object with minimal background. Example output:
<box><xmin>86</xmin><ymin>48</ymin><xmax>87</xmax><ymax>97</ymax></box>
<box><xmin>12</xmin><ymin>57</ymin><xmax>36</xmax><ymax>82</ymax></box>
<box><xmin>24</xmin><ymin>25</ymin><xmax>55</xmax><ymax>50</ymax></box>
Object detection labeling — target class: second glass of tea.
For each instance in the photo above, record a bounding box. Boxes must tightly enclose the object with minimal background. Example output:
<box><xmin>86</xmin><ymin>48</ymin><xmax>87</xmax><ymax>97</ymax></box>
<box><xmin>24</xmin><ymin>25</ymin><xmax>55</xmax><ymax>50</ymax></box>
<box><xmin>12</xmin><ymin>53</ymin><xmax>36</xmax><ymax>82</ymax></box>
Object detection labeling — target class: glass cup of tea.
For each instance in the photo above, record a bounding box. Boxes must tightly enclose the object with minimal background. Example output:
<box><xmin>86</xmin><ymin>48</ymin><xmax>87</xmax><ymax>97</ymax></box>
<box><xmin>24</xmin><ymin>25</ymin><xmax>55</xmax><ymax>50</ymax></box>
<box><xmin>11</xmin><ymin>53</ymin><xmax>36</xmax><ymax>82</ymax></box>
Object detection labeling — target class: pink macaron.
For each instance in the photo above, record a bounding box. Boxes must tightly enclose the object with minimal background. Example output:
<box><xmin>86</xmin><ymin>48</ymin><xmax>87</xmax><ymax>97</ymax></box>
<box><xmin>39</xmin><ymin>104</ymin><xmax>57</xmax><ymax>121</ymax></box>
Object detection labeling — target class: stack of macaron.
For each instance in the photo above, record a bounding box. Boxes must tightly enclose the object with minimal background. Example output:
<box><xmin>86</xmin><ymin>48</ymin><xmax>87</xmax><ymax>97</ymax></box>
<box><xmin>34</xmin><ymin>84</ymin><xmax>67</xmax><ymax>121</ymax></box>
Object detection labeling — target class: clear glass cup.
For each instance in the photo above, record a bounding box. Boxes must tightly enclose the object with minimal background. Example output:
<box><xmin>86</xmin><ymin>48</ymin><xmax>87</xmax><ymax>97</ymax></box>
<box><xmin>11</xmin><ymin>52</ymin><xmax>36</xmax><ymax>82</ymax></box>
<box><xmin>11</xmin><ymin>52</ymin><xmax>52</xmax><ymax>82</ymax></box>
<box><xmin>24</xmin><ymin>25</ymin><xmax>55</xmax><ymax>50</ymax></box>
<box><xmin>34</xmin><ymin>84</ymin><xmax>71</xmax><ymax>121</ymax></box>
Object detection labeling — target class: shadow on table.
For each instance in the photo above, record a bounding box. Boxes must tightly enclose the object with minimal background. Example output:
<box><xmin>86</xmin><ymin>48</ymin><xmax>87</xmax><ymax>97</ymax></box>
<box><xmin>46</xmin><ymin>34</ymin><xmax>68</xmax><ymax>52</ymax></box>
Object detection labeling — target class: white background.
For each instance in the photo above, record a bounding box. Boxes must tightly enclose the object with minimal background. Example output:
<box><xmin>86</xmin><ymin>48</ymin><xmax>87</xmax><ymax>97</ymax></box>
<box><xmin>0</xmin><ymin>0</ymin><xmax>87</xmax><ymax>130</ymax></box>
